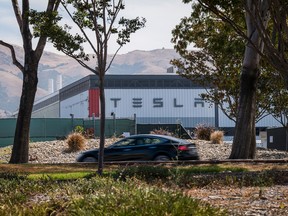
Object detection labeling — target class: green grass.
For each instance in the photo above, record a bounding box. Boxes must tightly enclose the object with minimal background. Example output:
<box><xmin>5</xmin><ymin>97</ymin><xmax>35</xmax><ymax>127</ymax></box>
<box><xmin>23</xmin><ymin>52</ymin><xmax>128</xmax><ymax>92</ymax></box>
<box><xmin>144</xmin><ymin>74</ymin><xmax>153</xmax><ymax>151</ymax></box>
<box><xmin>112</xmin><ymin>165</ymin><xmax>247</xmax><ymax>182</ymax></box>
<box><xmin>0</xmin><ymin>164</ymin><xmax>286</xmax><ymax>215</ymax></box>
<box><xmin>28</xmin><ymin>171</ymin><xmax>94</xmax><ymax>180</ymax></box>
<box><xmin>111</xmin><ymin>165</ymin><xmax>284</xmax><ymax>188</ymax></box>
<box><xmin>0</xmin><ymin>174</ymin><xmax>227</xmax><ymax>216</ymax></box>
<box><xmin>22</xmin><ymin>165</ymin><xmax>246</xmax><ymax>182</ymax></box>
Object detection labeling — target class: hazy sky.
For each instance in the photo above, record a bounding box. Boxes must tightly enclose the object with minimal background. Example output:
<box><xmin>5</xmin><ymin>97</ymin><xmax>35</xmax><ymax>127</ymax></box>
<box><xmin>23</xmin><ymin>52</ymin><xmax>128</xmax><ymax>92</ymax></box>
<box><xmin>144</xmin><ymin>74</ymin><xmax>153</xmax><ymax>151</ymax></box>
<box><xmin>0</xmin><ymin>0</ymin><xmax>192</xmax><ymax>54</ymax></box>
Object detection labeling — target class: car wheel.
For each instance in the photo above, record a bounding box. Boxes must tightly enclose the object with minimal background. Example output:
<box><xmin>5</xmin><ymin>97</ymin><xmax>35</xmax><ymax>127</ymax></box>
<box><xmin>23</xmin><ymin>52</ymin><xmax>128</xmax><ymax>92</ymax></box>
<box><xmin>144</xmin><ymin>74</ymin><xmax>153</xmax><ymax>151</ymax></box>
<box><xmin>82</xmin><ymin>156</ymin><xmax>97</xmax><ymax>162</ymax></box>
<box><xmin>154</xmin><ymin>155</ymin><xmax>170</xmax><ymax>161</ymax></box>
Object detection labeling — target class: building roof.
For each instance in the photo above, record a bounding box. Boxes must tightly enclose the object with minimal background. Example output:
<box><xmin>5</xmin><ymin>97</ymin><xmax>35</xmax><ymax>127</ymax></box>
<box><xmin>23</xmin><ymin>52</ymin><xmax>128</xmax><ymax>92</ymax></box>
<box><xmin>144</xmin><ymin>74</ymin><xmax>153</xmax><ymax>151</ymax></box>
<box><xmin>59</xmin><ymin>74</ymin><xmax>204</xmax><ymax>100</ymax></box>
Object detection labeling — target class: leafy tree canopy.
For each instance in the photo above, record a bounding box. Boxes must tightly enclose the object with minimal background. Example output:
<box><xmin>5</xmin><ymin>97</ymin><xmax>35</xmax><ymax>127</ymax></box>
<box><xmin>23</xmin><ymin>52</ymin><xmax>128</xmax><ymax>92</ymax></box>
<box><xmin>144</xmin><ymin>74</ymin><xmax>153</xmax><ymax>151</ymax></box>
<box><xmin>171</xmin><ymin>1</ymin><xmax>287</xmax><ymax>123</ymax></box>
<box><xmin>30</xmin><ymin>0</ymin><xmax>146</xmax><ymax>74</ymax></box>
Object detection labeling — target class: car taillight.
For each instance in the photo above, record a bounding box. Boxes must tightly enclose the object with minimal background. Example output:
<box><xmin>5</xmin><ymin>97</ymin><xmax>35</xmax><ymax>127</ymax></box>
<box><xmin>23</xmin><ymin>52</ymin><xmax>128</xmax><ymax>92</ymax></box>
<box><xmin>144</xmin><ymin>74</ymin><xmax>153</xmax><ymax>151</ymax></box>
<box><xmin>178</xmin><ymin>145</ymin><xmax>189</xmax><ymax>151</ymax></box>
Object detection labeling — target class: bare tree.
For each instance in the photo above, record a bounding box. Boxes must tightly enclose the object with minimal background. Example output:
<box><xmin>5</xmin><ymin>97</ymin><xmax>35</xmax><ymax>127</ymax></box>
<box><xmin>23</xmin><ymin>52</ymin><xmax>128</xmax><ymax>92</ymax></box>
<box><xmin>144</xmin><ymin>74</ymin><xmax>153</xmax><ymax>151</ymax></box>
<box><xmin>0</xmin><ymin>0</ymin><xmax>60</xmax><ymax>163</ymax></box>
<box><xmin>31</xmin><ymin>0</ymin><xmax>145</xmax><ymax>174</ymax></box>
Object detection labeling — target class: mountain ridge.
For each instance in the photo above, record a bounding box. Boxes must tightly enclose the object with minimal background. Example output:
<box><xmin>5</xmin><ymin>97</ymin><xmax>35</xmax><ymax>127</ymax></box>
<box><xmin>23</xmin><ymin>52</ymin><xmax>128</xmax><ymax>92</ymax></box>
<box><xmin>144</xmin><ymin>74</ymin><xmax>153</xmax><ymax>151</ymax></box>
<box><xmin>0</xmin><ymin>45</ymin><xmax>180</xmax><ymax>115</ymax></box>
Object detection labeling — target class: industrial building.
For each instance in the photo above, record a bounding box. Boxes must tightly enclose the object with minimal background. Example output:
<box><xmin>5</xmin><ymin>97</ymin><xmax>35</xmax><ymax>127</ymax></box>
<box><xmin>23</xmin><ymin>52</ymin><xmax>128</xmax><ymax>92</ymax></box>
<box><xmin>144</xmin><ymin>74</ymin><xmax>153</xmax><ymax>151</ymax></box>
<box><xmin>32</xmin><ymin>74</ymin><xmax>281</xmax><ymax>137</ymax></box>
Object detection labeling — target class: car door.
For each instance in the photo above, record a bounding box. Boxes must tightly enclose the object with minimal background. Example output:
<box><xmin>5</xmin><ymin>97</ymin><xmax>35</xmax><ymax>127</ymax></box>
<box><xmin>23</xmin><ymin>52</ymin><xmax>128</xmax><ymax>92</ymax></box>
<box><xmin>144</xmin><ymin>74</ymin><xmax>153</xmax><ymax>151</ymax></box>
<box><xmin>104</xmin><ymin>137</ymin><xmax>155</xmax><ymax>161</ymax></box>
<box><xmin>123</xmin><ymin>137</ymin><xmax>168</xmax><ymax>160</ymax></box>
<box><xmin>104</xmin><ymin>138</ymin><xmax>137</xmax><ymax>161</ymax></box>
<box><xmin>121</xmin><ymin>137</ymin><xmax>153</xmax><ymax>160</ymax></box>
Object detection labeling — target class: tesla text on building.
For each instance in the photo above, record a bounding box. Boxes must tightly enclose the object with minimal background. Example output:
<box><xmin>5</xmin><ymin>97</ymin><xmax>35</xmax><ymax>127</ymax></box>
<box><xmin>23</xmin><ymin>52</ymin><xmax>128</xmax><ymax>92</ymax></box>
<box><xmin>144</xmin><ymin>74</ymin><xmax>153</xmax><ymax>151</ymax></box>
<box><xmin>110</xmin><ymin>98</ymin><xmax>205</xmax><ymax>108</ymax></box>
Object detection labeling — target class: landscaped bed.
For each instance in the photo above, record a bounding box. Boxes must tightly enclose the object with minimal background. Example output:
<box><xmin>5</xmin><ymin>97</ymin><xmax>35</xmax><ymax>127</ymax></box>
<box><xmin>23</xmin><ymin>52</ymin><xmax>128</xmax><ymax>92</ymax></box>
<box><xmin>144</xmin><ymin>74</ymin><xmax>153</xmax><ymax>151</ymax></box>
<box><xmin>1</xmin><ymin>138</ymin><xmax>288</xmax><ymax>215</ymax></box>
<box><xmin>0</xmin><ymin>163</ymin><xmax>287</xmax><ymax>215</ymax></box>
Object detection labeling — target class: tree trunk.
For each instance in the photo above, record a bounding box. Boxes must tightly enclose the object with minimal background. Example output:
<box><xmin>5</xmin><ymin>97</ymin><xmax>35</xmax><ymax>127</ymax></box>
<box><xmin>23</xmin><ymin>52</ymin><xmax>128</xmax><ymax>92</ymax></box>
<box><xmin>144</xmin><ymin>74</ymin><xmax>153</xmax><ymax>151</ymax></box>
<box><xmin>9</xmin><ymin>64</ymin><xmax>38</xmax><ymax>163</ymax></box>
<box><xmin>248</xmin><ymin>114</ymin><xmax>256</xmax><ymax>158</ymax></box>
<box><xmin>229</xmin><ymin>66</ymin><xmax>259</xmax><ymax>159</ymax></box>
<box><xmin>229</xmin><ymin>0</ymin><xmax>270</xmax><ymax>159</ymax></box>
<box><xmin>286</xmin><ymin>127</ymin><xmax>288</xmax><ymax>151</ymax></box>
<box><xmin>97</xmin><ymin>75</ymin><xmax>105</xmax><ymax>175</ymax></box>
<box><xmin>7</xmin><ymin>0</ymin><xmax>59</xmax><ymax>164</ymax></box>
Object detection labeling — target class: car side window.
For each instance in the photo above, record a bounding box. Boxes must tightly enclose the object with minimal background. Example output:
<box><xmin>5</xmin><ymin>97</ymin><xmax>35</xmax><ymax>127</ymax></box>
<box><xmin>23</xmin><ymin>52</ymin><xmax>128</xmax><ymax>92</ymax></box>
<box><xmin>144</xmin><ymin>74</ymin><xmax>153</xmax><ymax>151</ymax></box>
<box><xmin>143</xmin><ymin>138</ymin><xmax>152</xmax><ymax>145</ymax></box>
<box><xmin>114</xmin><ymin>138</ymin><xmax>136</xmax><ymax>147</ymax></box>
<box><xmin>136</xmin><ymin>138</ymin><xmax>152</xmax><ymax>145</ymax></box>
<box><xmin>150</xmin><ymin>137</ymin><xmax>168</xmax><ymax>144</ymax></box>
<box><xmin>136</xmin><ymin>139</ymin><xmax>144</xmax><ymax>145</ymax></box>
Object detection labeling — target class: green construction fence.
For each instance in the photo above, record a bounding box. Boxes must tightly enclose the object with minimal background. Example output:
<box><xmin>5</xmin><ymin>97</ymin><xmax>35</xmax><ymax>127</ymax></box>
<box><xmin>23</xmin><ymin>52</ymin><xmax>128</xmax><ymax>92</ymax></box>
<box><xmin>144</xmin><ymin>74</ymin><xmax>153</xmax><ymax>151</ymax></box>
<box><xmin>0</xmin><ymin>118</ymin><xmax>135</xmax><ymax>147</ymax></box>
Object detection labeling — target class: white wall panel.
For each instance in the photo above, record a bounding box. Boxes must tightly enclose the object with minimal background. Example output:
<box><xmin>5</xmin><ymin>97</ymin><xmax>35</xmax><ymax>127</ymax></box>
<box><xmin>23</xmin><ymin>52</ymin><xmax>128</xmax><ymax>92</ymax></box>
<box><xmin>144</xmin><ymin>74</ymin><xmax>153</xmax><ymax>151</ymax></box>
<box><xmin>105</xmin><ymin>89</ymin><xmax>215</xmax><ymax>119</ymax></box>
<box><xmin>60</xmin><ymin>91</ymin><xmax>89</xmax><ymax>118</ymax></box>
<box><xmin>217</xmin><ymin>104</ymin><xmax>282</xmax><ymax>128</ymax></box>
<box><xmin>32</xmin><ymin>102</ymin><xmax>59</xmax><ymax>118</ymax></box>
<box><xmin>56</xmin><ymin>87</ymin><xmax>281</xmax><ymax>129</ymax></box>
<box><xmin>256</xmin><ymin>115</ymin><xmax>282</xmax><ymax>127</ymax></box>
<box><xmin>218</xmin><ymin>108</ymin><xmax>235</xmax><ymax>127</ymax></box>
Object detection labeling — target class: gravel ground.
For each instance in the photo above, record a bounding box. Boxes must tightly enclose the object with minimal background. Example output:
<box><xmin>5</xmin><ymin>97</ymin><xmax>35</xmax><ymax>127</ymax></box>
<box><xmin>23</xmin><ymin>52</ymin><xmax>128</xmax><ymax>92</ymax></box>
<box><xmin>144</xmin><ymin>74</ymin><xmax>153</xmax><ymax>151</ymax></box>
<box><xmin>0</xmin><ymin>138</ymin><xmax>288</xmax><ymax>163</ymax></box>
<box><xmin>1</xmin><ymin>138</ymin><xmax>288</xmax><ymax>215</ymax></box>
<box><xmin>187</xmin><ymin>185</ymin><xmax>288</xmax><ymax>216</ymax></box>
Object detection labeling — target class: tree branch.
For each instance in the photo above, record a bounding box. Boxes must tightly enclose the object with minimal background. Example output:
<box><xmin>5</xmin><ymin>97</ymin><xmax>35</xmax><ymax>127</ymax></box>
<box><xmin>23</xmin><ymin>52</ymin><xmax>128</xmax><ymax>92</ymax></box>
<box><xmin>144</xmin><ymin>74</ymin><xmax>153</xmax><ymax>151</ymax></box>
<box><xmin>11</xmin><ymin>0</ymin><xmax>23</xmax><ymax>33</ymax></box>
<box><xmin>61</xmin><ymin>0</ymin><xmax>98</xmax><ymax>57</ymax></box>
<box><xmin>0</xmin><ymin>40</ymin><xmax>24</xmax><ymax>72</ymax></box>
<box><xmin>61</xmin><ymin>50</ymin><xmax>98</xmax><ymax>75</ymax></box>
<box><xmin>197</xmin><ymin>0</ymin><xmax>267</xmax><ymax>62</ymax></box>
<box><xmin>35</xmin><ymin>0</ymin><xmax>62</xmax><ymax>61</ymax></box>
<box><xmin>105</xmin><ymin>45</ymin><xmax>122</xmax><ymax>72</ymax></box>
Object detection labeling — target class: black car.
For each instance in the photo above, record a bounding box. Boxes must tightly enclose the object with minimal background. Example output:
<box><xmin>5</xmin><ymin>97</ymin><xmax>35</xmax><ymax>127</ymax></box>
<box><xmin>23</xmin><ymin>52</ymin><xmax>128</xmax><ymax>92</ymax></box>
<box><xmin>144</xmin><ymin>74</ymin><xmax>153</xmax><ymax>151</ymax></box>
<box><xmin>76</xmin><ymin>134</ymin><xmax>199</xmax><ymax>162</ymax></box>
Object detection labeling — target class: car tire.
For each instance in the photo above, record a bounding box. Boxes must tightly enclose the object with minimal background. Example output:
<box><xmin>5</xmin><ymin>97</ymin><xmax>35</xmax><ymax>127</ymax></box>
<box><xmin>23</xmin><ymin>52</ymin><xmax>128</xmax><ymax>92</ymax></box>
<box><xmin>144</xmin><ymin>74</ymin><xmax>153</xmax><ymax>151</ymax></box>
<box><xmin>154</xmin><ymin>155</ymin><xmax>170</xmax><ymax>161</ymax></box>
<box><xmin>82</xmin><ymin>156</ymin><xmax>97</xmax><ymax>162</ymax></box>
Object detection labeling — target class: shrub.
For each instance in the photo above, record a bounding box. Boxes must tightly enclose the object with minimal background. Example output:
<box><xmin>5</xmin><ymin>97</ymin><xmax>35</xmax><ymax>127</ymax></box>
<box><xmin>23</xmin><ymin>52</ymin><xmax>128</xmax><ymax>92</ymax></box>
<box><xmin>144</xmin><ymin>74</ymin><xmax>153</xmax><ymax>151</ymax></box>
<box><xmin>194</xmin><ymin>124</ymin><xmax>215</xmax><ymax>140</ymax></box>
<box><xmin>150</xmin><ymin>128</ymin><xmax>173</xmax><ymax>136</ymax></box>
<box><xmin>66</xmin><ymin>132</ymin><xmax>86</xmax><ymax>152</ymax></box>
<box><xmin>210</xmin><ymin>130</ymin><xmax>224</xmax><ymax>144</ymax></box>
<box><xmin>74</xmin><ymin>125</ymin><xmax>84</xmax><ymax>134</ymax></box>
<box><xmin>84</xmin><ymin>127</ymin><xmax>95</xmax><ymax>138</ymax></box>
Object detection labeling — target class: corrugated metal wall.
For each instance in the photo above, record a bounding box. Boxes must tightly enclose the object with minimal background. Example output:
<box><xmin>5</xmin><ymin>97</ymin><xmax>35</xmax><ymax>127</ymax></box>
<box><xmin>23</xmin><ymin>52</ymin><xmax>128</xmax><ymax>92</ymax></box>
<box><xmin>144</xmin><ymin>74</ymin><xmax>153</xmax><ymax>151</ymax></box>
<box><xmin>30</xmin><ymin>74</ymin><xmax>283</xmax><ymax>130</ymax></box>
<box><xmin>217</xmin><ymin>105</ymin><xmax>281</xmax><ymax>128</ymax></box>
<box><xmin>105</xmin><ymin>89</ymin><xmax>216</xmax><ymax>128</ymax></box>
<box><xmin>60</xmin><ymin>91</ymin><xmax>89</xmax><ymax>118</ymax></box>
<box><xmin>31</xmin><ymin>102</ymin><xmax>60</xmax><ymax>118</ymax></box>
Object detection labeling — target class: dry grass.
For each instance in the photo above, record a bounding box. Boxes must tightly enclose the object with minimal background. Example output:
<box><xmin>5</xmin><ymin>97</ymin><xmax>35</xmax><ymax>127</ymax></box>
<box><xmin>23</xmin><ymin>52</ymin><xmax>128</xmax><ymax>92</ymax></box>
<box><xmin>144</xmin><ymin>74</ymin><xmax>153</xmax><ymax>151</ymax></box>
<box><xmin>150</xmin><ymin>128</ymin><xmax>174</xmax><ymax>136</ymax></box>
<box><xmin>66</xmin><ymin>132</ymin><xmax>86</xmax><ymax>152</ymax></box>
<box><xmin>194</xmin><ymin>124</ymin><xmax>215</xmax><ymax>141</ymax></box>
<box><xmin>0</xmin><ymin>163</ymin><xmax>287</xmax><ymax>174</ymax></box>
<box><xmin>210</xmin><ymin>130</ymin><xmax>224</xmax><ymax>144</ymax></box>
<box><xmin>0</xmin><ymin>163</ymin><xmax>96</xmax><ymax>173</ymax></box>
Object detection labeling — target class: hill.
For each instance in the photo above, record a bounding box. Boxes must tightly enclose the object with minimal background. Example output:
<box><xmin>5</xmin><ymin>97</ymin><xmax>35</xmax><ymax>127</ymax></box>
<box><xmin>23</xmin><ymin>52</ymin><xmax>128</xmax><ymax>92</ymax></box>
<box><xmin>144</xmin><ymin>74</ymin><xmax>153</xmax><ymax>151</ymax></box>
<box><xmin>0</xmin><ymin>45</ymin><xmax>180</xmax><ymax>114</ymax></box>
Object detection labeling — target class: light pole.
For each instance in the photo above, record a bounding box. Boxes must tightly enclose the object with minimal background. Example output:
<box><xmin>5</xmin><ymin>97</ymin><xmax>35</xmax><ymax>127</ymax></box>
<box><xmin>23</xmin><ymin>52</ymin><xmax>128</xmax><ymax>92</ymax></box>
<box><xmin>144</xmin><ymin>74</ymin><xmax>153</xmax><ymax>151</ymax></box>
<box><xmin>111</xmin><ymin>112</ymin><xmax>116</xmax><ymax>136</ymax></box>
<box><xmin>70</xmin><ymin>113</ymin><xmax>74</xmax><ymax>132</ymax></box>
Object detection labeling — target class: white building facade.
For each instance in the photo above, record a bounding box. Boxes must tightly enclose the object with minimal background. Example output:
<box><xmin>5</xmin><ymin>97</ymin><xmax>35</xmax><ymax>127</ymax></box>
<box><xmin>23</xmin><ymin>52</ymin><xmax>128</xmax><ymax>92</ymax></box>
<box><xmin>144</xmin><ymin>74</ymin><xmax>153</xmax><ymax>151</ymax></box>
<box><xmin>32</xmin><ymin>74</ymin><xmax>281</xmax><ymax>135</ymax></box>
